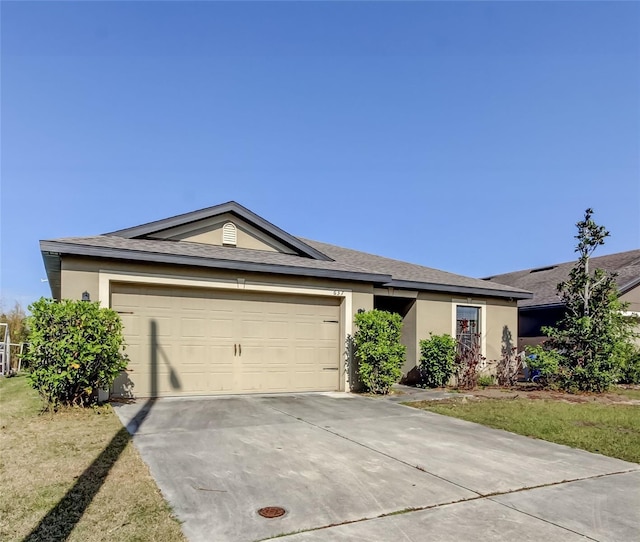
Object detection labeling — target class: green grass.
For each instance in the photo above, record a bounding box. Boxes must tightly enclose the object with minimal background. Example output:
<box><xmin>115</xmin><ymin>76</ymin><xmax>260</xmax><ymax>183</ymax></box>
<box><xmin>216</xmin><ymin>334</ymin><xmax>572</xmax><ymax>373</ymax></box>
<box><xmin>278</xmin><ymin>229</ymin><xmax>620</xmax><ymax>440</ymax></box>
<box><xmin>0</xmin><ymin>374</ymin><xmax>186</xmax><ymax>542</ymax></box>
<box><xmin>408</xmin><ymin>397</ymin><xmax>640</xmax><ymax>464</ymax></box>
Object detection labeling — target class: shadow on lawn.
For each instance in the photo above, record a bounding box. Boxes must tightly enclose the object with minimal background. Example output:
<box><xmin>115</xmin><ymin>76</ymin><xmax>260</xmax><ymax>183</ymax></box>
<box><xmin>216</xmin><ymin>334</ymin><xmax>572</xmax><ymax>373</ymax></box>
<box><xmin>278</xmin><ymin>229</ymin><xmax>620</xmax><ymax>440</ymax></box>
<box><xmin>24</xmin><ymin>321</ymin><xmax>180</xmax><ymax>541</ymax></box>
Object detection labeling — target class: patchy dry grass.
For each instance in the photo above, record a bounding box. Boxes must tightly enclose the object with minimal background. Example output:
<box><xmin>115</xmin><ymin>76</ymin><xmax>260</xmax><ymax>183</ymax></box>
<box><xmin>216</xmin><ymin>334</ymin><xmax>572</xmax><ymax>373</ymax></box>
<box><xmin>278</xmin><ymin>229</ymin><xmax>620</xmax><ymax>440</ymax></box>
<box><xmin>407</xmin><ymin>396</ymin><xmax>640</xmax><ymax>464</ymax></box>
<box><xmin>0</xmin><ymin>374</ymin><xmax>185</xmax><ymax>542</ymax></box>
<box><xmin>610</xmin><ymin>386</ymin><xmax>640</xmax><ymax>401</ymax></box>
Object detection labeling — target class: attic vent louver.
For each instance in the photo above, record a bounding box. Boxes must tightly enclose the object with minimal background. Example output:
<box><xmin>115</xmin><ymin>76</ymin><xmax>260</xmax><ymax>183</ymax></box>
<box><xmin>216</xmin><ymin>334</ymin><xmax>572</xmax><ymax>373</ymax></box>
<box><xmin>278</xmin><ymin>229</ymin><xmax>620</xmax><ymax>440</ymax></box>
<box><xmin>222</xmin><ymin>222</ymin><xmax>237</xmax><ymax>246</ymax></box>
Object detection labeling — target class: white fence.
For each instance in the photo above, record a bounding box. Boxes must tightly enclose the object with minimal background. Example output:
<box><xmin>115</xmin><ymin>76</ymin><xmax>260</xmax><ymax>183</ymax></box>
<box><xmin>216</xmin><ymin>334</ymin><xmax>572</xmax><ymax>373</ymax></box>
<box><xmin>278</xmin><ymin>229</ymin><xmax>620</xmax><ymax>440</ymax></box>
<box><xmin>0</xmin><ymin>323</ymin><xmax>26</xmax><ymax>376</ymax></box>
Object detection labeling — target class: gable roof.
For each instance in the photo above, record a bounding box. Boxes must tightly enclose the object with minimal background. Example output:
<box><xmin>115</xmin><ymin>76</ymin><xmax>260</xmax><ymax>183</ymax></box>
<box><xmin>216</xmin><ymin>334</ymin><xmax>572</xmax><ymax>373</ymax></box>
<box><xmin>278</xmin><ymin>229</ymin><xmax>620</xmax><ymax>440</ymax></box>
<box><xmin>485</xmin><ymin>249</ymin><xmax>640</xmax><ymax>309</ymax></box>
<box><xmin>40</xmin><ymin>202</ymin><xmax>532</xmax><ymax>301</ymax></box>
<box><xmin>105</xmin><ymin>201</ymin><xmax>331</xmax><ymax>261</ymax></box>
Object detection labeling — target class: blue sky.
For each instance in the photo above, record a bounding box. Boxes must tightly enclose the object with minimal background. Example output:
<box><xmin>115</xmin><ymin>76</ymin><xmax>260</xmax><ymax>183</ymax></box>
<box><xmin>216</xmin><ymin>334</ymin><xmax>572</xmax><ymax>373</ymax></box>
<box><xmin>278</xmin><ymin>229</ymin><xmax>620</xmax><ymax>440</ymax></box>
<box><xmin>2</xmin><ymin>1</ymin><xmax>639</xmax><ymax>308</ymax></box>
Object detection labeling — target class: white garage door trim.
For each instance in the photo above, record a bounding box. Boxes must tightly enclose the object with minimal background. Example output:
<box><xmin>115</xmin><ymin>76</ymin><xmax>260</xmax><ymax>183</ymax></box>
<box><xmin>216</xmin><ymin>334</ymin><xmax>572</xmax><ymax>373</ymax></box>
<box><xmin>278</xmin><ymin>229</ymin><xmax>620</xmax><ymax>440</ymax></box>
<box><xmin>98</xmin><ymin>270</ymin><xmax>352</xmax><ymax>391</ymax></box>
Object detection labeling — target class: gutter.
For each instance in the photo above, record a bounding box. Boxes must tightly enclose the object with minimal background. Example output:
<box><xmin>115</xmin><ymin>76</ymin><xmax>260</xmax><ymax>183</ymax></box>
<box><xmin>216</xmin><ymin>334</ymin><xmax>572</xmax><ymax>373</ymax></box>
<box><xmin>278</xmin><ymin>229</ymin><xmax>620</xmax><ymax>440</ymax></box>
<box><xmin>40</xmin><ymin>240</ymin><xmax>392</xmax><ymax>285</ymax></box>
<box><xmin>384</xmin><ymin>279</ymin><xmax>533</xmax><ymax>301</ymax></box>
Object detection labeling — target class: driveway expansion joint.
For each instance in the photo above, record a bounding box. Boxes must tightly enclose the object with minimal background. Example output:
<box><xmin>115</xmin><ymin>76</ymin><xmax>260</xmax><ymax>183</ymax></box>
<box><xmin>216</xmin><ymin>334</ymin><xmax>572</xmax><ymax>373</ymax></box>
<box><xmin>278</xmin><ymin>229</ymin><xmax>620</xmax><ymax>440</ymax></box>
<box><xmin>259</xmin><ymin>469</ymin><xmax>638</xmax><ymax>542</ymax></box>
<box><xmin>265</xmin><ymin>403</ymin><xmax>482</xmax><ymax>497</ymax></box>
<box><xmin>262</xmin><ymin>403</ymin><xmax>638</xmax><ymax>542</ymax></box>
<box><xmin>486</xmin><ymin>497</ymin><xmax>601</xmax><ymax>542</ymax></box>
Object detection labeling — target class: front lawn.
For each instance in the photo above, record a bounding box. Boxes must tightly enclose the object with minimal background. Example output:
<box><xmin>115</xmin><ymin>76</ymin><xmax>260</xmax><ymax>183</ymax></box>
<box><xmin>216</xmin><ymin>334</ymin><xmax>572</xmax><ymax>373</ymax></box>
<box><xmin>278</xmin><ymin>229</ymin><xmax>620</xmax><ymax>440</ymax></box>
<box><xmin>407</xmin><ymin>396</ymin><xmax>640</xmax><ymax>464</ymax></box>
<box><xmin>0</xmin><ymin>374</ymin><xmax>186</xmax><ymax>542</ymax></box>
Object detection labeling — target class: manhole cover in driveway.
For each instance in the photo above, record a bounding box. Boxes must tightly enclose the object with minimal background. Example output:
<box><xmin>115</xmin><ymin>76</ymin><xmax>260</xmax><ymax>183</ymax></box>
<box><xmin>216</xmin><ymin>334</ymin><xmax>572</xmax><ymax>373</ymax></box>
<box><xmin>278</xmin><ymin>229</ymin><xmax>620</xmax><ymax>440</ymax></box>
<box><xmin>258</xmin><ymin>506</ymin><xmax>286</xmax><ymax>518</ymax></box>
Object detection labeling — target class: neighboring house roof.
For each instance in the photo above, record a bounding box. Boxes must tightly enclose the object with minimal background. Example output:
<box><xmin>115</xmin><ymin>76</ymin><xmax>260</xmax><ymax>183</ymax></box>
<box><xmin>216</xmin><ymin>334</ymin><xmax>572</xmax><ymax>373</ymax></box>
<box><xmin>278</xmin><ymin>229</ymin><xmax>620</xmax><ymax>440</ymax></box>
<box><xmin>40</xmin><ymin>201</ymin><xmax>532</xmax><ymax>300</ymax></box>
<box><xmin>485</xmin><ymin>249</ymin><xmax>640</xmax><ymax>309</ymax></box>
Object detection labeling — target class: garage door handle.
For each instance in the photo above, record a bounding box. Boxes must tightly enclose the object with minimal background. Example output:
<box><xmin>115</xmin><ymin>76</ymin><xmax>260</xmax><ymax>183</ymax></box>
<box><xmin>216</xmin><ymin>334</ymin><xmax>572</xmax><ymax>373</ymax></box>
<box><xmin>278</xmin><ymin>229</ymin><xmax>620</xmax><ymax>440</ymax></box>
<box><xmin>239</xmin><ymin>344</ymin><xmax>242</xmax><ymax>356</ymax></box>
<box><xmin>322</xmin><ymin>367</ymin><xmax>339</xmax><ymax>371</ymax></box>
<box><xmin>234</xmin><ymin>344</ymin><xmax>237</xmax><ymax>356</ymax></box>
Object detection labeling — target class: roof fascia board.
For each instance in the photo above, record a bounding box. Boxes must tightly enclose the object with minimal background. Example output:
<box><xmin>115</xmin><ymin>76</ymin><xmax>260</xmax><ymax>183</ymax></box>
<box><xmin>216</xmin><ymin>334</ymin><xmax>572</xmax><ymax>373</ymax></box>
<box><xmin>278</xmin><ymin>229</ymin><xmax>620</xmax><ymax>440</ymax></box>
<box><xmin>619</xmin><ymin>276</ymin><xmax>640</xmax><ymax>296</ymax></box>
<box><xmin>520</xmin><ymin>303</ymin><xmax>565</xmax><ymax>311</ymax></box>
<box><xmin>385</xmin><ymin>280</ymin><xmax>533</xmax><ymax>300</ymax></box>
<box><xmin>104</xmin><ymin>202</ymin><xmax>332</xmax><ymax>261</ymax></box>
<box><xmin>40</xmin><ymin>241</ymin><xmax>391</xmax><ymax>284</ymax></box>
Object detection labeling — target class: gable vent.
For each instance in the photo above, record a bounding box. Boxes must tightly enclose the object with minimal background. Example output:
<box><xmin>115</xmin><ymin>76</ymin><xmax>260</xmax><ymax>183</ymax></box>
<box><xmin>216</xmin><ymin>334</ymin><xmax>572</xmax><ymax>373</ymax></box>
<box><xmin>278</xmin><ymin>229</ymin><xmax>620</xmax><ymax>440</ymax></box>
<box><xmin>222</xmin><ymin>222</ymin><xmax>237</xmax><ymax>246</ymax></box>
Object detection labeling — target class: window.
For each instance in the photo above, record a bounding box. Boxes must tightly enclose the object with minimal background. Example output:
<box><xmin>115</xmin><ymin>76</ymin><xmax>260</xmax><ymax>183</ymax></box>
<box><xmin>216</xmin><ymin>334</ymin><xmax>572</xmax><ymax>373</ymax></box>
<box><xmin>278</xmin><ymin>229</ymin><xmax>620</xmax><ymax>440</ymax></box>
<box><xmin>222</xmin><ymin>222</ymin><xmax>237</xmax><ymax>246</ymax></box>
<box><xmin>456</xmin><ymin>305</ymin><xmax>480</xmax><ymax>352</ymax></box>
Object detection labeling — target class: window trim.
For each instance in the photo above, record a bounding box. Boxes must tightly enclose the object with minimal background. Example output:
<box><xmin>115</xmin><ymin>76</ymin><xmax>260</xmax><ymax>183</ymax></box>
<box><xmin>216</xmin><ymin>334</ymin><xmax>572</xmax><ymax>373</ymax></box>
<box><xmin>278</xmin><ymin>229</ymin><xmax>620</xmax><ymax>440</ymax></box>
<box><xmin>452</xmin><ymin>300</ymin><xmax>486</xmax><ymax>358</ymax></box>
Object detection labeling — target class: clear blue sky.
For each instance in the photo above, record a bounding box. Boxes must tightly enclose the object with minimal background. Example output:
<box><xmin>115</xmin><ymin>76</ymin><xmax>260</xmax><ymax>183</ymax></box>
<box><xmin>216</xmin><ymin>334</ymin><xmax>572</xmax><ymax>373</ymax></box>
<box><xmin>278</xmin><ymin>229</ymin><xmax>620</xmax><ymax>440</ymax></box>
<box><xmin>2</xmin><ymin>1</ymin><xmax>639</xmax><ymax>308</ymax></box>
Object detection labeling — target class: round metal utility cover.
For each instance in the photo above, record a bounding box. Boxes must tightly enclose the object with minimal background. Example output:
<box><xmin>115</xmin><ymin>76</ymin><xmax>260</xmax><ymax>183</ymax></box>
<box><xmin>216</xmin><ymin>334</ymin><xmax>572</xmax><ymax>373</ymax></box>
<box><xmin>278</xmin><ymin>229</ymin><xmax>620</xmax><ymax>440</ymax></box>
<box><xmin>257</xmin><ymin>507</ymin><xmax>286</xmax><ymax>518</ymax></box>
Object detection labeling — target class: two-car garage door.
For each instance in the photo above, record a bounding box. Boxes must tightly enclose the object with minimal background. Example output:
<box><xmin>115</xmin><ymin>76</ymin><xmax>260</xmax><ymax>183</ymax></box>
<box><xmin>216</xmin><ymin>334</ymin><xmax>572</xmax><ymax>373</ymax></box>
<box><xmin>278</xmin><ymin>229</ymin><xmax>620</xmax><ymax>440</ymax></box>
<box><xmin>111</xmin><ymin>283</ymin><xmax>341</xmax><ymax>397</ymax></box>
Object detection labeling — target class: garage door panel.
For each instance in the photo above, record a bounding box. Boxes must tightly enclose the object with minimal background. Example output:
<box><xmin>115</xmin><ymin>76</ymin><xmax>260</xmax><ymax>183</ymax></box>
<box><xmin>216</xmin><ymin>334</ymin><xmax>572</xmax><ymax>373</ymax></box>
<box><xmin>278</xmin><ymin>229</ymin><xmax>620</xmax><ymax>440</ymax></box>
<box><xmin>145</xmin><ymin>293</ymin><xmax>174</xmax><ymax>309</ymax></box>
<box><xmin>294</xmin><ymin>322</ymin><xmax>319</xmax><ymax>340</ymax></box>
<box><xmin>264</xmin><ymin>321</ymin><xmax>288</xmax><ymax>339</ymax></box>
<box><xmin>180</xmin><ymin>318</ymin><xmax>209</xmax><ymax>338</ymax></box>
<box><xmin>210</xmin><ymin>319</ymin><xmax>234</xmax><ymax>339</ymax></box>
<box><xmin>316</xmin><ymin>347</ymin><xmax>340</xmax><ymax>366</ymax></box>
<box><xmin>240</xmin><ymin>372</ymin><xmax>263</xmax><ymax>391</ymax></box>
<box><xmin>178</xmin><ymin>345</ymin><xmax>208</xmax><ymax>368</ymax></box>
<box><xmin>208</xmin><ymin>372</ymin><xmax>235</xmax><ymax>392</ymax></box>
<box><xmin>174</xmin><ymin>373</ymin><xmax>208</xmax><ymax>394</ymax></box>
<box><xmin>152</xmin><ymin>317</ymin><xmax>174</xmax><ymax>338</ymax></box>
<box><xmin>111</xmin><ymin>283</ymin><xmax>340</xmax><ymax>397</ymax></box>
<box><xmin>240</xmin><ymin>319</ymin><xmax>265</xmax><ymax>339</ymax></box>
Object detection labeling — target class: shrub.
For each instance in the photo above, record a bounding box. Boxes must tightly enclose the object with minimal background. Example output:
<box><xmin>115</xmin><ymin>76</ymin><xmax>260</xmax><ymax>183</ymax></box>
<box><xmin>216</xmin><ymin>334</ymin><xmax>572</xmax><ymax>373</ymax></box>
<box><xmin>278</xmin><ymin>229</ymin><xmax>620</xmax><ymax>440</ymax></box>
<box><xmin>614</xmin><ymin>342</ymin><xmax>640</xmax><ymax>385</ymax></box>
<box><xmin>478</xmin><ymin>374</ymin><xmax>495</xmax><ymax>388</ymax></box>
<box><xmin>455</xmin><ymin>333</ymin><xmax>484</xmax><ymax>389</ymax></box>
<box><xmin>418</xmin><ymin>334</ymin><xmax>456</xmax><ymax>388</ymax></box>
<box><xmin>353</xmin><ymin>310</ymin><xmax>406</xmax><ymax>394</ymax></box>
<box><xmin>23</xmin><ymin>298</ymin><xmax>128</xmax><ymax>407</ymax></box>
<box><xmin>527</xmin><ymin>345</ymin><xmax>562</xmax><ymax>386</ymax></box>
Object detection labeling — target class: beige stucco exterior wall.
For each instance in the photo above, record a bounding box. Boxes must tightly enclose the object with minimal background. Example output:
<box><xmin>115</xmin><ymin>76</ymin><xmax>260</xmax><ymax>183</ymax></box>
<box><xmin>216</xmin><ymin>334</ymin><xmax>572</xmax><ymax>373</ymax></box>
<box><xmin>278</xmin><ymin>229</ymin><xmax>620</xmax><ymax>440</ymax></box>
<box><xmin>408</xmin><ymin>292</ymin><xmax>518</xmax><ymax>376</ymax></box>
<box><xmin>621</xmin><ymin>284</ymin><xmax>640</xmax><ymax>312</ymax></box>
<box><xmin>61</xmin><ymin>259</ymin><xmax>101</xmax><ymax>301</ymax></box>
<box><xmin>60</xmin><ymin>256</ymin><xmax>375</xmax><ymax>391</ymax></box>
<box><xmin>621</xmin><ymin>284</ymin><xmax>640</xmax><ymax>346</ymax></box>
<box><xmin>401</xmin><ymin>301</ymin><xmax>418</xmax><ymax>375</ymax></box>
<box><xmin>59</xmin><ymin>256</ymin><xmax>519</xmax><ymax>384</ymax></box>
<box><xmin>147</xmin><ymin>213</ymin><xmax>296</xmax><ymax>254</ymax></box>
<box><xmin>484</xmin><ymin>299</ymin><xmax>519</xmax><ymax>371</ymax></box>
<box><xmin>60</xmin><ymin>256</ymin><xmax>374</xmax><ymax>301</ymax></box>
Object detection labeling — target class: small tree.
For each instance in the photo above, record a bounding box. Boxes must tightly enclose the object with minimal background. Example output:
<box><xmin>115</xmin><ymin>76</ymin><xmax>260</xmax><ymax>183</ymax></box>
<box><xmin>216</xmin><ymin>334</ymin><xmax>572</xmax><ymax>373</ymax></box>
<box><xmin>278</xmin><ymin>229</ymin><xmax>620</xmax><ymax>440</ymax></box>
<box><xmin>353</xmin><ymin>310</ymin><xmax>406</xmax><ymax>394</ymax></box>
<box><xmin>23</xmin><ymin>298</ymin><xmax>128</xmax><ymax>407</ymax></box>
<box><xmin>539</xmin><ymin>209</ymin><xmax>637</xmax><ymax>392</ymax></box>
<box><xmin>0</xmin><ymin>301</ymin><xmax>30</xmax><ymax>344</ymax></box>
<box><xmin>418</xmin><ymin>333</ymin><xmax>456</xmax><ymax>388</ymax></box>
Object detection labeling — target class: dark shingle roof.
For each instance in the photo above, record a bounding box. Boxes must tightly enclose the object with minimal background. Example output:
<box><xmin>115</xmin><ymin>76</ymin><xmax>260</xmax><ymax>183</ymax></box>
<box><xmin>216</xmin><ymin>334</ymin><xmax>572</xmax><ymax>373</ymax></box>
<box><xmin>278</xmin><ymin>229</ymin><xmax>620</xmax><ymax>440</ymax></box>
<box><xmin>41</xmin><ymin>236</ymin><xmax>388</xmax><ymax>282</ymax></box>
<box><xmin>40</xmin><ymin>201</ymin><xmax>532</xmax><ymax>300</ymax></box>
<box><xmin>41</xmin><ymin>233</ymin><xmax>530</xmax><ymax>299</ymax></box>
<box><xmin>486</xmin><ymin>249</ymin><xmax>640</xmax><ymax>308</ymax></box>
<box><xmin>301</xmin><ymin>239</ymin><xmax>531</xmax><ymax>297</ymax></box>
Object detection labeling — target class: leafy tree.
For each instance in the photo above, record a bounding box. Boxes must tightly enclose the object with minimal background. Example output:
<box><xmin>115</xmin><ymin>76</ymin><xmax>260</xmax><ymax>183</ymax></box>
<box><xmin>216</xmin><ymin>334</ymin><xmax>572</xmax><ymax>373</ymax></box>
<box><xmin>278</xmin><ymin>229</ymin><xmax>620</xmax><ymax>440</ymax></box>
<box><xmin>0</xmin><ymin>301</ymin><xmax>30</xmax><ymax>344</ymax></box>
<box><xmin>23</xmin><ymin>298</ymin><xmax>128</xmax><ymax>407</ymax></box>
<box><xmin>353</xmin><ymin>310</ymin><xmax>406</xmax><ymax>394</ymax></box>
<box><xmin>539</xmin><ymin>209</ymin><xmax>638</xmax><ymax>392</ymax></box>
<box><xmin>418</xmin><ymin>333</ymin><xmax>456</xmax><ymax>388</ymax></box>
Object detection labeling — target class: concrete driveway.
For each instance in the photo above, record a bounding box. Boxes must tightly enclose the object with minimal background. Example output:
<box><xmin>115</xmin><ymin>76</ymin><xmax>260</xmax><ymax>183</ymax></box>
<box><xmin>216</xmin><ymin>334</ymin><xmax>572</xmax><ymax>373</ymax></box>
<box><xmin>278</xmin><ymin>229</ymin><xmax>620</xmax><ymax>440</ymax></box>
<box><xmin>114</xmin><ymin>393</ymin><xmax>639</xmax><ymax>542</ymax></box>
